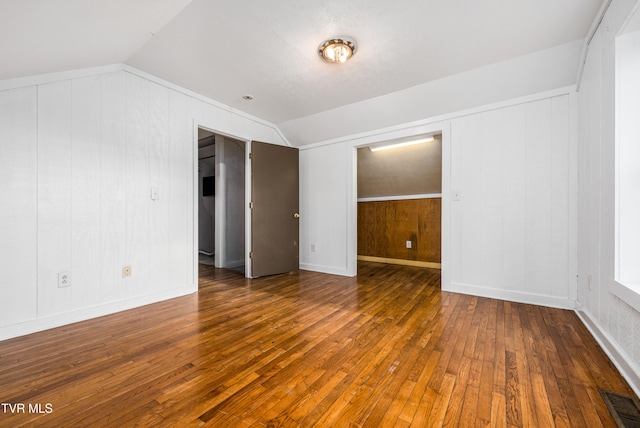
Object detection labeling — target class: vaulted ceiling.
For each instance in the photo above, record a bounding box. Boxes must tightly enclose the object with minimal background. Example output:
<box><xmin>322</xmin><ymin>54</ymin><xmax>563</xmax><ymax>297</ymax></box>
<box><xmin>1</xmin><ymin>0</ymin><xmax>603</xmax><ymax>134</ymax></box>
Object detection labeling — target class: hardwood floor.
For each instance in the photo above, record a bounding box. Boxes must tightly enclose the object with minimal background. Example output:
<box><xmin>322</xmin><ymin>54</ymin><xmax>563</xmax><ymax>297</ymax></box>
<box><xmin>0</xmin><ymin>262</ymin><xmax>635</xmax><ymax>427</ymax></box>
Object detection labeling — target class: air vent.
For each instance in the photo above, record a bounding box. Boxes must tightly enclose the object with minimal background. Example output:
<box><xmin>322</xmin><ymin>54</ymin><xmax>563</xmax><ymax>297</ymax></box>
<box><xmin>600</xmin><ymin>390</ymin><xmax>640</xmax><ymax>427</ymax></box>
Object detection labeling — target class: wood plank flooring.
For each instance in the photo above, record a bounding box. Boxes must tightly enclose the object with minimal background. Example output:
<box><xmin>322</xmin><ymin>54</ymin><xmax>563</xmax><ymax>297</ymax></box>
<box><xmin>0</xmin><ymin>262</ymin><xmax>635</xmax><ymax>427</ymax></box>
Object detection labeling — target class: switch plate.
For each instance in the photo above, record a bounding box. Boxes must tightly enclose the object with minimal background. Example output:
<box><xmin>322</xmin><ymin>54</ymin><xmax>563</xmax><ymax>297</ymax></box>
<box><xmin>58</xmin><ymin>271</ymin><xmax>71</xmax><ymax>288</ymax></box>
<box><xmin>122</xmin><ymin>265</ymin><xmax>132</xmax><ymax>278</ymax></box>
<box><xmin>151</xmin><ymin>187</ymin><xmax>159</xmax><ymax>201</ymax></box>
<box><xmin>406</xmin><ymin>241</ymin><xmax>412</xmax><ymax>249</ymax></box>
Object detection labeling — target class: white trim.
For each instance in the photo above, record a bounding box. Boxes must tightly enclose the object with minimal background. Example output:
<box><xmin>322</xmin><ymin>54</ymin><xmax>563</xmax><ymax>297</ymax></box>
<box><xmin>0</xmin><ymin>64</ymin><xmax>123</xmax><ymax>91</ymax></box>
<box><xmin>575</xmin><ymin>305</ymin><xmax>640</xmax><ymax>398</ymax></box>
<box><xmin>246</xmin><ymin>140</ymin><xmax>253</xmax><ymax>278</ymax></box>
<box><xmin>300</xmin><ymin>263</ymin><xmax>355</xmax><ymax>277</ymax></box>
<box><xmin>440</xmin><ymin>122</ymin><xmax>452</xmax><ymax>292</ymax></box>
<box><xmin>195</xmin><ymin>124</ymin><xmax>252</xmax><ymax>278</ymax></box>
<box><xmin>357</xmin><ymin>193</ymin><xmax>441</xmax><ymax>202</ymax></box>
<box><xmin>346</xmin><ymin>121</ymin><xmax>449</xmax><ymax>282</ymax></box>
<box><xmin>346</xmin><ymin>146</ymin><xmax>358</xmax><ymax>276</ymax></box>
<box><xmin>610</xmin><ymin>280</ymin><xmax>640</xmax><ymax>313</ymax></box>
<box><xmin>575</xmin><ymin>0</ymin><xmax>613</xmax><ymax>91</ymax></box>
<box><xmin>298</xmin><ymin>86</ymin><xmax>576</xmax><ymax>151</ymax></box>
<box><xmin>446</xmin><ymin>282</ymin><xmax>575</xmax><ymax>310</ymax></box>
<box><xmin>192</xmin><ymin>121</ymin><xmax>200</xmax><ymax>287</ymax></box>
<box><xmin>568</xmin><ymin>91</ymin><xmax>579</xmax><ymax>303</ymax></box>
<box><xmin>0</xmin><ymin>286</ymin><xmax>196</xmax><ymax>341</ymax></box>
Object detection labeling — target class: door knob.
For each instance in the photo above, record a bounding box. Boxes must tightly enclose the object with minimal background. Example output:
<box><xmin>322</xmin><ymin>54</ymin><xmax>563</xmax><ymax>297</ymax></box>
<box><xmin>293</xmin><ymin>213</ymin><xmax>300</xmax><ymax>219</ymax></box>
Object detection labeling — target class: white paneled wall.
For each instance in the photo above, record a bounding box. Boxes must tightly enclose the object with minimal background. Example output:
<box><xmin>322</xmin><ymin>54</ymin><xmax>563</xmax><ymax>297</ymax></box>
<box><xmin>299</xmin><ymin>142</ymin><xmax>354</xmax><ymax>276</ymax></box>
<box><xmin>299</xmin><ymin>90</ymin><xmax>576</xmax><ymax>305</ymax></box>
<box><xmin>449</xmin><ymin>95</ymin><xmax>575</xmax><ymax>308</ymax></box>
<box><xmin>38</xmin><ymin>80</ymin><xmax>74</xmax><ymax>316</ymax></box>
<box><xmin>576</xmin><ymin>0</ymin><xmax>640</xmax><ymax>395</ymax></box>
<box><xmin>0</xmin><ymin>65</ymin><xmax>288</xmax><ymax>339</ymax></box>
<box><xmin>0</xmin><ymin>86</ymin><xmax>38</xmax><ymax>325</ymax></box>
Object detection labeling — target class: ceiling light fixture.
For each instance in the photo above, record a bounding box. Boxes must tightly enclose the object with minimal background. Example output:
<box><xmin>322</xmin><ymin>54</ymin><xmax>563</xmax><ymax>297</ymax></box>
<box><xmin>318</xmin><ymin>37</ymin><xmax>356</xmax><ymax>63</ymax></box>
<box><xmin>369</xmin><ymin>137</ymin><xmax>435</xmax><ymax>152</ymax></box>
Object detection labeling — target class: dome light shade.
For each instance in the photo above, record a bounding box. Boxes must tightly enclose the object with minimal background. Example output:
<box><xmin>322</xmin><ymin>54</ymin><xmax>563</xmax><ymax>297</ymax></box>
<box><xmin>318</xmin><ymin>38</ymin><xmax>356</xmax><ymax>63</ymax></box>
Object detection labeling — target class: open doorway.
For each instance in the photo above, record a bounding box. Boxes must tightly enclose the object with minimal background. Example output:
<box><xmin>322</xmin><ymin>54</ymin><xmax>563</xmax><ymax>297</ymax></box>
<box><xmin>197</xmin><ymin>128</ymin><xmax>247</xmax><ymax>276</ymax></box>
<box><xmin>356</xmin><ymin>134</ymin><xmax>442</xmax><ymax>270</ymax></box>
<box><xmin>198</xmin><ymin>129</ymin><xmax>216</xmax><ymax>266</ymax></box>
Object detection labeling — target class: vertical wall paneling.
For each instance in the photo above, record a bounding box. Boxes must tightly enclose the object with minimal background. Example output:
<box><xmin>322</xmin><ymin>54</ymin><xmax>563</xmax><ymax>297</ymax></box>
<box><xmin>575</xmin><ymin>0</ymin><xmax>640</xmax><ymax>396</ymax></box>
<box><xmin>299</xmin><ymin>143</ymin><xmax>351</xmax><ymax>275</ymax></box>
<box><xmin>148</xmin><ymin>83</ymin><xmax>172</xmax><ymax>291</ymax></box>
<box><xmin>500</xmin><ymin>103</ymin><xmax>527</xmax><ymax>293</ymax></box>
<box><xmin>550</xmin><ymin>95</ymin><xmax>571</xmax><ymax>298</ymax></box>
<box><xmin>449</xmin><ymin>95</ymin><xmax>573</xmax><ymax>307</ymax></box>
<box><xmin>37</xmin><ymin>80</ymin><xmax>74</xmax><ymax>316</ymax></box>
<box><xmin>125</xmin><ymin>73</ymin><xmax>150</xmax><ymax>295</ymax></box>
<box><xmin>71</xmin><ymin>76</ymin><xmax>102</xmax><ymax>308</ymax></box>
<box><xmin>100</xmin><ymin>71</ymin><xmax>127</xmax><ymax>301</ymax></box>
<box><xmin>524</xmin><ymin>99</ymin><xmax>553</xmax><ymax>297</ymax></box>
<box><xmin>168</xmin><ymin>89</ymin><xmax>190</xmax><ymax>289</ymax></box>
<box><xmin>0</xmin><ymin>86</ymin><xmax>38</xmax><ymax>325</ymax></box>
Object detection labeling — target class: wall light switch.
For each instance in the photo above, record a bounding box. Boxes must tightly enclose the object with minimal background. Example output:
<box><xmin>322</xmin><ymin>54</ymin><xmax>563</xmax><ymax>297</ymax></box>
<box><xmin>151</xmin><ymin>187</ymin><xmax>159</xmax><ymax>201</ymax></box>
<box><xmin>406</xmin><ymin>241</ymin><xmax>412</xmax><ymax>249</ymax></box>
<box><xmin>122</xmin><ymin>265</ymin><xmax>132</xmax><ymax>278</ymax></box>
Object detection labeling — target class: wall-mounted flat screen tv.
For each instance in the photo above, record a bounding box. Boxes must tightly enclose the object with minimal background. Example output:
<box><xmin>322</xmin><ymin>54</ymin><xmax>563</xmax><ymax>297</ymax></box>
<box><xmin>203</xmin><ymin>176</ymin><xmax>215</xmax><ymax>196</ymax></box>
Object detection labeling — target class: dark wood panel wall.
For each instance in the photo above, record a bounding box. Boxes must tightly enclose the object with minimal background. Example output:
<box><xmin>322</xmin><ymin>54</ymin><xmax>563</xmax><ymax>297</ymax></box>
<box><xmin>358</xmin><ymin>198</ymin><xmax>441</xmax><ymax>263</ymax></box>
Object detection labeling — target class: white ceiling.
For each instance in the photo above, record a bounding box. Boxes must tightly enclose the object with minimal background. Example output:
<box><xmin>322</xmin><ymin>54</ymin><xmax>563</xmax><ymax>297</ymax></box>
<box><xmin>2</xmin><ymin>0</ymin><xmax>603</xmax><ymax>126</ymax></box>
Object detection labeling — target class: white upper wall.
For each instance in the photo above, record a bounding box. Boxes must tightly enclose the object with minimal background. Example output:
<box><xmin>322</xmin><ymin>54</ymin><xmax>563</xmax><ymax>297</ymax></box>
<box><xmin>281</xmin><ymin>40</ymin><xmax>583</xmax><ymax>147</ymax></box>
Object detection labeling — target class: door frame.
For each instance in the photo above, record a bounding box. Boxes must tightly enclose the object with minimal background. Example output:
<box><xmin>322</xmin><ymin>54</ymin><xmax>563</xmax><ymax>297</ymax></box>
<box><xmin>349</xmin><ymin>122</ymin><xmax>451</xmax><ymax>288</ymax></box>
<box><xmin>193</xmin><ymin>123</ymin><xmax>252</xmax><ymax>279</ymax></box>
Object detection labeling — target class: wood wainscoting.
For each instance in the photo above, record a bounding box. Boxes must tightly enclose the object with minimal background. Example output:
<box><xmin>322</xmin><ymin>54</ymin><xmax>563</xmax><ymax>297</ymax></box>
<box><xmin>358</xmin><ymin>198</ymin><xmax>441</xmax><ymax>265</ymax></box>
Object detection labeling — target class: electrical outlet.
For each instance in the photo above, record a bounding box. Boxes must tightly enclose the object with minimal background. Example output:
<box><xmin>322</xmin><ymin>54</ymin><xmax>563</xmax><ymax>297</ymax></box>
<box><xmin>58</xmin><ymin>271</ymin><xmax>71</xmax><ymax>288</ymax></box>
<box><xmin>122</xmin><ymin>265</ymin><xmax>132</xmax><ymax>278</ymax></box>
<box><xmin>406</xmin><ymin>240</ymin><xmax>412</xmax><ymax>249</ymax></box>
<box><xmin>311</xmin><ymin>243</ymin><xmax>316</xmax><ymax>252</ymax></box>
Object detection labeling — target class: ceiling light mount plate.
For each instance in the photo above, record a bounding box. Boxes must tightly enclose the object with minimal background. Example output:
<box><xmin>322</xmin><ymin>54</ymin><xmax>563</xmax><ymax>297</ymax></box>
<box><xmin>318</xmin><ymin>37</ymin><xmax>356</xmax><ymax>63</ymax></box>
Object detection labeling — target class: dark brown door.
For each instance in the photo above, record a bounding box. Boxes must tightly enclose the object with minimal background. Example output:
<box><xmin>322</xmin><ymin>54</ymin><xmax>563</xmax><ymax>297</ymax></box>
<box><xmin>250</xmin><ymin>141</ymin><xmax>299</xmax><ymax>277</ymax></box>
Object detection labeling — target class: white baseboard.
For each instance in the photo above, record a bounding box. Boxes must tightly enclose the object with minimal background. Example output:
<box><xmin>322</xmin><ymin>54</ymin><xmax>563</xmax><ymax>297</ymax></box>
<box><xmin>300</xmin><ymin>263</ymin><xmax>355</xmax><ymax>277</ymax></box>
<box><xmin>0</xmin><ymin>285</ymin><xmax>197</xmax><ymax>341</ymax></box>
<box><xmin>446</xmin><ymin>281</ymin><xmax>575</xmax><ymax>309</ymax></box>
<box><xmin>575</xmin><ymin>305</ymin><xmax>640</xmax><ymax>398</ymax></box>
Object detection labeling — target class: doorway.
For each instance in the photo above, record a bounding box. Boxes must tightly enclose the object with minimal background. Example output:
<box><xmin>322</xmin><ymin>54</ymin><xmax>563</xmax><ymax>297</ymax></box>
<box><xmin>356</xmin><ymin>134</ymin><xmax>442</xmax><ymax>270</ymax></box>
<box><xmin>197</xmin><ymin>128</ymin><xmax>247</xmax><ymax>276</ymax></box>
